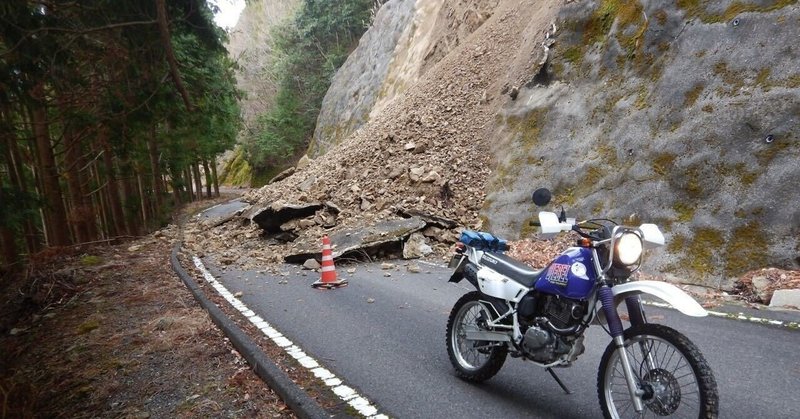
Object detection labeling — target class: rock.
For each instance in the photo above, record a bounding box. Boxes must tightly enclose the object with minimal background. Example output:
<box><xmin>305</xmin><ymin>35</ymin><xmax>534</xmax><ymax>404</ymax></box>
<box><xmin>509</xmin><ymin>86</ymin><xmax>519</xmax><ymax>100</ymax></box>
<box><xmin>768</xmin><ymin>289</ymin><xmax>800</xmax><ymax>309</ymax></box>
<box><xmin>750</xmin><ymin>275</ymin><xmax>772</xmax><ymax>302</ymax></box>
<box><xmin>421</xmin><ymin>171</ymin><xmax>441</xmax><ymax>183</ymax></box>
<box><xmin>381</xmin><ymin>262</ymin><xmax>395</xmax><ymax>270</ymax></box>
<box><xmin>303</xmin><ymin>259</ymin><xmax>321</xmax><ymax>270</ymax></box>
<box><xmin>404</xmin><ymin>142</ymin><xmax>416</xmax><ymax>151</ymax></box>
<box><xmin>283</xmin><ymin>217</ymin><xmax>426</xmax><ymax>263</ymax></box>
<box><xmin>10</xmin><ymin>328</ymin><xmax>27</xmax><ymax>336</ymax></box>
<box><xmin>296</xmin><ymin>175</ymin><xmax>316</xmax><ymax>192</ymax></box>
<box><xmin>407</xmin><ymin>264</ymin><xmax>421</xmax><ymax>273</ymax></box>
<box><xmin>403</xmin><ymin>232</ymin><xmax>431</xmax><ymax>259</ymax></box>
<box><xmin>296</xmin><ymin>155</ymin><xmax>311</xmax><ymax>169</ymax></box>
<box><xmin>298</xmin><ymin>219</ymin><xmax>316</xmax><ymax>228</ymax></box>
<box><xmin>347</xmin><ymin>267</ymin><xmax>357</xmax><ymax>274</ymax></box>
<box><xmin>383</xmin><ymin>272</ymin><xmax>392</xmax><ymax>277</ymax></box>
<box><xmin>269</xmin><ymin>166</ymin><xmax>295</xmax><ymax>184</ymax></box>
<box><xmin>220</xmin><ymin>257</ymin><xmax>235</xmax><ymax>265</ymax></box>
<box><xmin>409</xmin><ymin>167</ymin><xmax>425</xmax><ymax>182</ymax></box>
<box><xmin>367</xmin><ymin>298</ymin><xmax>375</xmax><ymax>303</ymax></box>
<box><xmin>251</xmin><ymin>202</ymin><xmax>325</xmax><ymax>233</ymax></box>
<box><xmin>234</xmin><ymin>291</ymin><xmax>243</xmax><ymax>297</ymax></box>
<box><xmin>361</xmin><ymin>198</ymin><xmax>372</xmax><ymax>211</ymax></box>
<box><xmin>128</xmin><ymin>245</ymin><xmax>142</xmax><ymax>252</ymax></box>
<box><xmin>387</xmin><ymin>166</ymin><xmax>404</xmax><ymax>179</ymax></box>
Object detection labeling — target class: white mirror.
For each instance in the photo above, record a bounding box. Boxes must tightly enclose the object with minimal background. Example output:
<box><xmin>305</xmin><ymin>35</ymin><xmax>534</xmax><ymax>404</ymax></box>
<box><xmin>639</xmin><ymin>223</ymin><xmax>665</xmax><ymax>249</ymax></box>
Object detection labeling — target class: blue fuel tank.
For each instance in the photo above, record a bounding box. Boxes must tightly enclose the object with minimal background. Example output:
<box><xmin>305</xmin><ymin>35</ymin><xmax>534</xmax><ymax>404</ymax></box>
<box><xmin>534</xmin><ymin>247</ymin><xmax>597</xmax><ymax>299</ymax></box>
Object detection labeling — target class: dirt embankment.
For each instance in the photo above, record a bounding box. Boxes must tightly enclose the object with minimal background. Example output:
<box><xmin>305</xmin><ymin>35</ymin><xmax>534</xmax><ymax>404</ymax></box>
<box><xmin>0</xmin><ymin>198</ymin><xmax>293</xmax><ymax>418</ymax></box>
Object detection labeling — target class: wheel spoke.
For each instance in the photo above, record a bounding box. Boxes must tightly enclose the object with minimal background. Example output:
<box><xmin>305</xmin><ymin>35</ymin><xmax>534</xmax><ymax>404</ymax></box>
<box><xmin>602</xmin><ymin>326</ymin><xmax>716</xmax><ymax>418</ymax></box>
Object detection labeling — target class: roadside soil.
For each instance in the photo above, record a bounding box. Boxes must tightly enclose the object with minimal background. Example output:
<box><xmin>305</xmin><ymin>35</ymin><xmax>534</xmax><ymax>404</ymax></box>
<box><xmin>0</xmin><ymin>196</ymin><xmax>295</xmax><ymax>419</ymax></box>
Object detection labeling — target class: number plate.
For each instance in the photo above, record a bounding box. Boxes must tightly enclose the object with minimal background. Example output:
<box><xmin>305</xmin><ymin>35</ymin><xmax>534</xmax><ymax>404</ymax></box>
<box><xmin>448</xmin><ymin>255</ymin><xmax>465</xmax><ymax>270</ymax></box>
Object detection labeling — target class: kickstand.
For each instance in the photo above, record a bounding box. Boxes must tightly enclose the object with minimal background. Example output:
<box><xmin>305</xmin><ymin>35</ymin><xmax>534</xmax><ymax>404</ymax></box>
<box><xmin>546</xmin><ymin>368</ymin><xmax>571</xmax><ymax>394</ymax></box>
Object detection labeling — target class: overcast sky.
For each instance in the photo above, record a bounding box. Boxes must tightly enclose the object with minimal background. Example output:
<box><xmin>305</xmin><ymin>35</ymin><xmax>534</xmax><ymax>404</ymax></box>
<box><xmin>212</xmin><ymin>0</ymin><xmax>245</xmax><ymax>30</ymax></box>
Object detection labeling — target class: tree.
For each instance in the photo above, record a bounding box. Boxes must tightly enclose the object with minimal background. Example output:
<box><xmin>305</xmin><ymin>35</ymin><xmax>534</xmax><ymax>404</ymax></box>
<box><xmin>0</xmin><ymin>0</ymin><xmax>241</xmax><ymax>273</ymax></box>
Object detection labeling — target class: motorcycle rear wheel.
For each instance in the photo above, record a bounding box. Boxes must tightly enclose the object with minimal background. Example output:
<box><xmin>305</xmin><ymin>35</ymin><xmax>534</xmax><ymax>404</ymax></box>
<box><xmin>446</xmin><ymin>291</ymin><xmax>507</xmax><ymax>382</ymax></box>
<box><xmin>598</xmin><ymin>323</ymin><xmax>718</xmax><ymax>418</ymax></box>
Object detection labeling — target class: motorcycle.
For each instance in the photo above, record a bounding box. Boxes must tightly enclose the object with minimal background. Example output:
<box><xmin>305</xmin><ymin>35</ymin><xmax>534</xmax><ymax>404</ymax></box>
<box><xmin>445</xmin><ymin>188</ymin><xmax>718</xmax><ymax>418</ymax></box>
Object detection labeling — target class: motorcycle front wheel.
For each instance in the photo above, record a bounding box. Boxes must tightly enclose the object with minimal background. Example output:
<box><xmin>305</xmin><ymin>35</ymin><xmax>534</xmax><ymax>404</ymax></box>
<box><xmin>446</xmin><ymin>291</ymin><xmax>507</xmax><ymax>382</ymax></box>
<box><xmin>598</xmin><ymin>324</ymin><xmax>718</xmax><ymax>418</ymax></box>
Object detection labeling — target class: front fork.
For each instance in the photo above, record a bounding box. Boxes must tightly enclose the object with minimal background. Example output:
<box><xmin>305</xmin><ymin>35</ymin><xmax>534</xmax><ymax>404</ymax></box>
<box><xmin>599</xmin><ymin>287</ymin><xmax>648</xmax><ymax>413</ymax></box>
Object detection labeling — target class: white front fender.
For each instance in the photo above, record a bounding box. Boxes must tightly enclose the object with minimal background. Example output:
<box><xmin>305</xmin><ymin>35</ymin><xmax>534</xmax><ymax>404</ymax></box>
<box><xmin>612</xmin><ymin>280</ymin><xmax>708</xmax><ymax>317</ymax></box>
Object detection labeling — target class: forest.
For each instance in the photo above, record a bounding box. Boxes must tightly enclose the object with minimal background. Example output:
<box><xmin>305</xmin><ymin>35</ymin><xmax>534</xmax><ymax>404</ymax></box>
<box><xmin>0</xmin><ymin>0</ymin><xmax>241</xmax><ymax>274</ymax></box>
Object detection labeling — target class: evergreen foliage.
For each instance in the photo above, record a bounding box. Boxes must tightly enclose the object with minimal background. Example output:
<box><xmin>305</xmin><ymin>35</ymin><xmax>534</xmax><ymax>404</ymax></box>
<box><xmin>0</xmin><ymin>0</ymin><xmax>241</xmax><ymax>273</ymax></box>
<box><xmin>243</xmin><ymin>0</ymin><xmax>381</xmax><ymax>181</ymax></box>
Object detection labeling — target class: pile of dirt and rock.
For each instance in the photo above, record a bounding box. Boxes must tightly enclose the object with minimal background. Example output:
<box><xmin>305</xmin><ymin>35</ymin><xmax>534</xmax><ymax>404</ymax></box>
<box><xmin>185</xmin><ymin>0</ymin><xmax>560</xmax><ymax>270</ymax></box>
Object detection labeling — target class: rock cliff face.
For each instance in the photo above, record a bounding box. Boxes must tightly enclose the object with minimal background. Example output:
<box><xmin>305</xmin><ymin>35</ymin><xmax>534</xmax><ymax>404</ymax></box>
<box><xmin>243</xmin><ymin>0</ymin><xmax>799</xmax><ymax>286</ymax></box>
<box><xmin>311</xmin><ymin>0</ymin><xmax>499</xmax><ymax>157</ymax></box>
<box><xmin>226</xmin><ymin>0</ymin><xmax>300</xmax><ymax>131</ymax></box>
<box><xmin>485</xmin><ymin>0</ymin><xmax>800</xmax><ymax>284</ymax></box>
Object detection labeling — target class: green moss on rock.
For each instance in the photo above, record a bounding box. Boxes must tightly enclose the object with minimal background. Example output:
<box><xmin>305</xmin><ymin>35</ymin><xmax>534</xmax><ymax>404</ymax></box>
<box><xmin>683</xmin><ymin>83</ymin><xmax>705</xmax><ymax>107</ymax></box>
<box><xmin>724</xmin><ymin>222</ymin><xmax>769</xmax><ymax>276</ymax></box>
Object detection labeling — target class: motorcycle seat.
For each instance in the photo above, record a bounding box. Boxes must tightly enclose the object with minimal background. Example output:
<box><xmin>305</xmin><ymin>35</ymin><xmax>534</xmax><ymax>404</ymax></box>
<box><xmin>480</xmin><ymin>252</ymin><xmax>542</xmax><ymax>287</ymax></box>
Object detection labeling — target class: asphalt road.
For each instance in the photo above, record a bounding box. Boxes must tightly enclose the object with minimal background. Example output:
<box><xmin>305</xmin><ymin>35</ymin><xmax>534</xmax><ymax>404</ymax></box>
<box><xmin>201</xmin><ymin>258</ymin><xmax>800</xmax><ymax>418</ymax></box>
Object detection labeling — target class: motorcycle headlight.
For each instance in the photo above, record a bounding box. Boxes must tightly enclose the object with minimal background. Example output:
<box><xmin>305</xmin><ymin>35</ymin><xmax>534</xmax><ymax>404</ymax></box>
<box><xmin>614</xmin><ymin>232</ymin><xmax>643</xmax><ymax>266</ymax></box>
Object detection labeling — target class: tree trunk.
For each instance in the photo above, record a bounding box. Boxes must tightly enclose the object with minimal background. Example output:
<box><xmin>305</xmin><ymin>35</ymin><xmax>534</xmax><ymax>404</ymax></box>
<box><xmin>171</xmin><ymin>171</ymin><xmax>182</xmax><ymax>205</ymax></box>
<box><xmin>30</xmin><ymin>88</ymin><xmax>71</xmax><ymax>246</ymax></box>
<box><xmin>192</xmin><ymin>162</ymin><xmax>203</xmax><ymax>201</ymax></box>
<box><xmin>184</xmin><ymin>167</ymin><xmax>194</xmax><ymax>202</ymax></box>
<box><xmin>155</xmin><ymin>0</ymin><xmax>193</xmax><ymax>112</ymax></box>
<box><xmin>62</xmin><ymin>114</ymin><xmax>91</xmax><ymax>243</ymax></box>
<box><xmin>0</xmin><ymin>167</ymin><xmax>19</xmax><ymax>272</ymax></box>
<box><xmin>202</xmin><ymin>159</ymin><xmax>212</xmax><ymax>198</ymax></box>
<box><xmin>210</xmin><ymin>157</ymin><xmax>220</xmax><ymax>197</ymax></box>
<box><xmin>100</xmin><ymin>128</ymin><xmax>126</xmax><ymax>237</ymax></box>
<box><xmin>2</xmin><ymin>111</ymin><xmax>39</xmax><ymax>253</ymax></box>
<box><xmin>147</xmin><ymin>125</ymin><xmax>164</xmax><ymax>212</ymax></box>
<box><xmin>0</xmin><ymin>226</ymin><xmax>18</xmax><ymax>274</ymax></box>
<box><xmin>120</xmin><ymin>158</ymin><xmax>140</xmax><ymax>236</ymax></box>
<box><xmin>91</xmin><ymin>162</ymin><xmax>111</xmax><ymax>239</ymax></box>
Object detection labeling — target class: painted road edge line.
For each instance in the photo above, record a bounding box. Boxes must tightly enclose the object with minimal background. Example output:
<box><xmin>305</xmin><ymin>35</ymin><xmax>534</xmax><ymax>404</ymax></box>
<box><xmin>643</xmin><ymin>300</ymin><xmax>799</xmax><ymax>330</ymax></box>
<box><xmin>192</xmin><ymin>256</ymin><xmax>388</xmax><ymax>419</ymax></box>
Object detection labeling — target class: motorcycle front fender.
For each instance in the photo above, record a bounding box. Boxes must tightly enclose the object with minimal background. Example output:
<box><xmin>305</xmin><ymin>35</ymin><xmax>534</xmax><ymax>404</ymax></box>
<box><xmin>611</xmin><ymin>280</ymin><xmax>708</xmax><ymax>317</ymax></box>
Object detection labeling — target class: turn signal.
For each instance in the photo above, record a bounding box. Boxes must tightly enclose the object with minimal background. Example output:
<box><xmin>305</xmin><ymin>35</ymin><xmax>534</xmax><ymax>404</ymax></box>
<box><xmin>578</xmin><ymin>238</ymin><xmax>592</xmax><ymax>248</ymax></box>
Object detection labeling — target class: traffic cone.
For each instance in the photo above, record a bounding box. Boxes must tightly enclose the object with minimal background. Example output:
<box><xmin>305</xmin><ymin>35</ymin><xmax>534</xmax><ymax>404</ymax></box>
<box><xmin>312</xmin><ymin>235</ymin><xmax>348</xmax><ymax>289</ymax></box>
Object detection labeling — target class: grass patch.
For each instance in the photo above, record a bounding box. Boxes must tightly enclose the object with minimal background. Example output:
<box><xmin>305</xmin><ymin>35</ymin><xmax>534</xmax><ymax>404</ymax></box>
<box><xmin>80</xmin><ymin>255</ymin><xmax>102</xmax><ymax>266</ymax></box>
<box><xmin>77</xmin><ymin>319</ymin><xmax>100</xmax><ymax>334</ymax></box>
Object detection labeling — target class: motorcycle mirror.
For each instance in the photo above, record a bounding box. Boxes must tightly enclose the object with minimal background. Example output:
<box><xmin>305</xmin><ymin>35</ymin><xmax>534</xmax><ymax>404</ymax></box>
<box><xmin>532</xmin><ymin>188</ymin><xmax>551</xmax><ymax>207</ymax></box>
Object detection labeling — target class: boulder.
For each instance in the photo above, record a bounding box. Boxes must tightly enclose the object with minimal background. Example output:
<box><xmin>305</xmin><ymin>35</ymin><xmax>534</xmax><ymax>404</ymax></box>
<box><xmin>303</xmin><ymin>258</ymin><xmax>321</xmax><ymax>270</ymax></box>
<box><xmin>403</xmin><ymin>232</ymin><xmax>433</xmax><ymax>259</ymax></box>
<box><xmin>769</xmin><ymin>289</ymin><xmax>800</xmax><ymax>309</ymax></box>
<box><xmin>750</xmin><ymin>275</ymin><xmax>772</xmax><ymax>303</ymax></box>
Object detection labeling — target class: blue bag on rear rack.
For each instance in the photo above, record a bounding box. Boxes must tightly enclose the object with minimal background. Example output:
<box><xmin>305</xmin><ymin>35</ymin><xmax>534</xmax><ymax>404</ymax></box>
<box><xmin>459</xmin><ymin>230</ymin><xmax>508</xmax><ymax>252</ymax></box>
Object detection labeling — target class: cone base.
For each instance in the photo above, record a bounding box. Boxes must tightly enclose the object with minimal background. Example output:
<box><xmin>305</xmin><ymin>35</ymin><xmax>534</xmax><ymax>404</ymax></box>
<box><xmin>311</xmin><ymin>279</ymin><xmax>348</xmax><ymax>289</ymax></box>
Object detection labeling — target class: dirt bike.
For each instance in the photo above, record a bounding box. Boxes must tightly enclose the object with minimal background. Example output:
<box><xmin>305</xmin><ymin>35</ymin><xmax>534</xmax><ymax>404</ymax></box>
<box><xmin>445</xmin><ymin>188</ymin><xmax>718</xmax><ymax>418</ymax></box>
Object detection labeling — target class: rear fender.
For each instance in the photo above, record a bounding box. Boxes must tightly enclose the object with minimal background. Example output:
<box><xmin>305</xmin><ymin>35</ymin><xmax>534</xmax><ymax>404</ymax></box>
<box><xmin>610</xmin><ymin>280</ymin><xmax>707</xmax><ymax>317</ymax></box>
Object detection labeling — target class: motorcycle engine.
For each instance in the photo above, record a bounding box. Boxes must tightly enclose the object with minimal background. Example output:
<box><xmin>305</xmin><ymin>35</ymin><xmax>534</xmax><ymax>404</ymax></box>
<box><xmin>519</xmin><ymin>294</ymin><xmax>588</xmax><ymax>363</ymax></box>
<box><xmin>519</xmin><ymin>293</ymin><xmax>586</xmax><ymax>330</ymax></box>
<box><xmin>543</xmin><ymin>295</ymin><xmax>586</xmax><ymax>330</ymax></box>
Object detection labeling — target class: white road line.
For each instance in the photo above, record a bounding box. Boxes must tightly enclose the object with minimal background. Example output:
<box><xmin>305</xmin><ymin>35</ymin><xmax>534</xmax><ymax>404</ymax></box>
<box><xmin>192</xmin><ymin>256</ymin><xmax>388</xmax><ymax>418</ymax></box>
<box><xmin>642</xmin><ymin>300</ymin><xmax>799</xmax><ymax>329</ymax></box>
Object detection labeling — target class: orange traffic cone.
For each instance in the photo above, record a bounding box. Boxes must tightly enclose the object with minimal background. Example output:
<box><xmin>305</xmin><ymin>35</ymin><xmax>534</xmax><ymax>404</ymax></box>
<box><xmin>312</xmin><ymin>235</ymin><xmax>348</xmax><ymax>289</ymax></box>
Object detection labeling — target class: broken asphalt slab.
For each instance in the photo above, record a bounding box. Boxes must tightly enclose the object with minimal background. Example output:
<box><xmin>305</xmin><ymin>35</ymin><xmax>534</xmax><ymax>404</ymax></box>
<box><xmin>283</xmin><ymin>217</ymin><xmax>426</xmax><ymax>263</ymax></box>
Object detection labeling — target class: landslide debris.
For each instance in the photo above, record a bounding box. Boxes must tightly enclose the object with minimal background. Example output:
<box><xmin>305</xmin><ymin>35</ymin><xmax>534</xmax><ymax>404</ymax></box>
<box><xmin>187</xmin><ymin>0</ymin><xmax>563</xmax><ymax>269</ymax></box>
